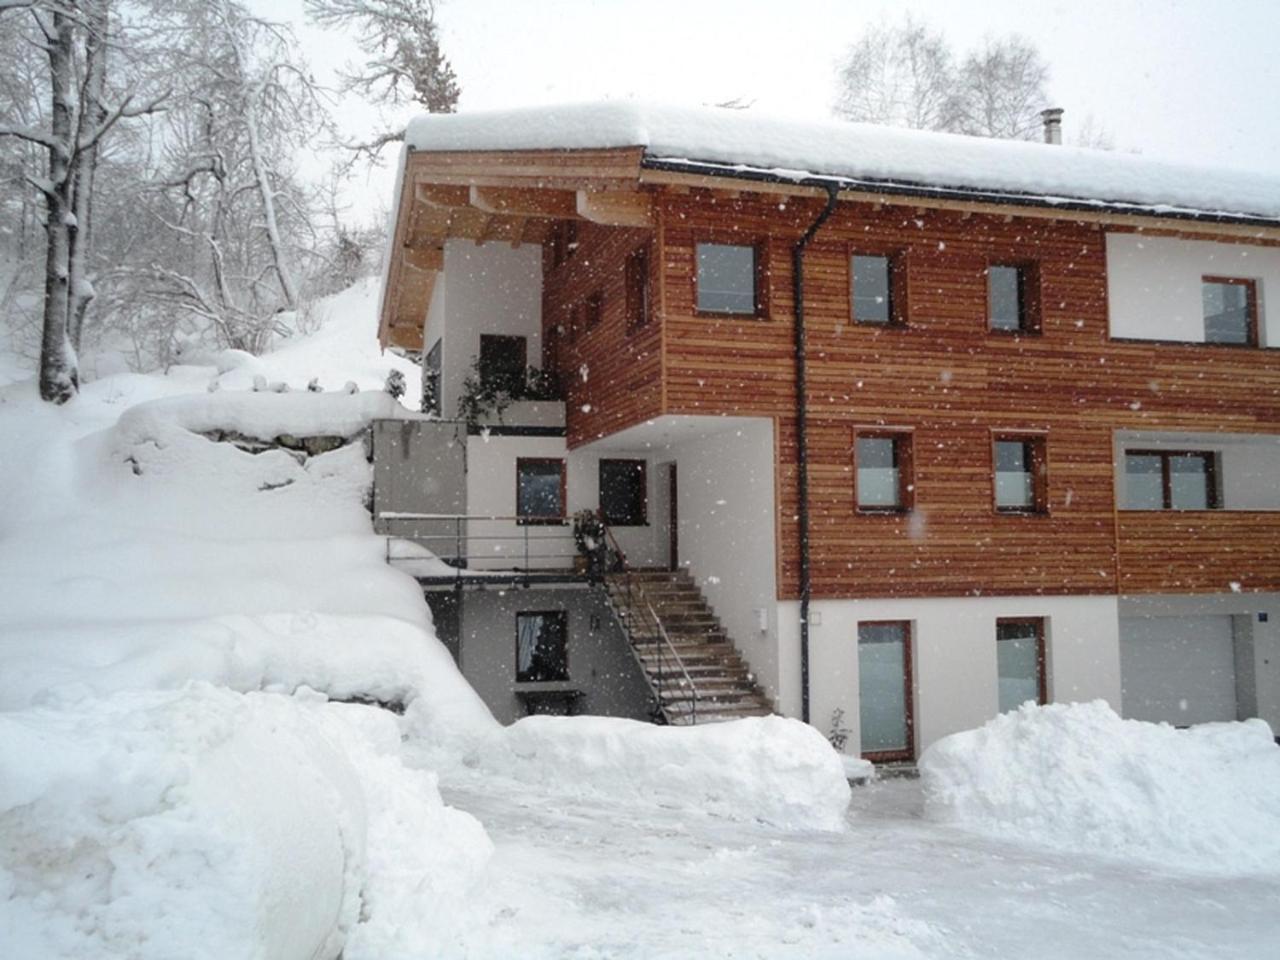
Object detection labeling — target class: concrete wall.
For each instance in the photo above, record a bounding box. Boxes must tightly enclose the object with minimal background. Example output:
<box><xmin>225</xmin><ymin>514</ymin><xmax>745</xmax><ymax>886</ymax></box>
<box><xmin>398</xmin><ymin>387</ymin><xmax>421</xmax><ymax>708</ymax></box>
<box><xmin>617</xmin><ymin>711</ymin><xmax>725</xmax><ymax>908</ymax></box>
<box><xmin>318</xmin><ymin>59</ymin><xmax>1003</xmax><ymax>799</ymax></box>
<box><xmin>777</xmin><ymin>594</ymin><xmax>1123</xmax><ymax>757</ymax></box>
<box><xmin>371</xmin><ymin>419</ymin><xmax>467</xmax><ymax>545</ymax></box>
<box><xmin>464</xmin><ymin>435</ymin><xmax>667</xmax><ymax>569</ymax></box>
<box><xmin>1119</xmin><ymin>592</ymin><xmax>1280</xmax><ymax>732</ymax></box>
<box><xmin>664</xmin><ymin>420</ymin><xmax>781</xmax><ymax>699</ymax></box>
<box><xmin>438</xmin><ymin>240</ymin><xmax>543</xmax><ymax>419</ymax></box>
<box><xmin>1106</xmin><ymin>233</ymin><xmax>1280</xmax><ymax>346</ymax></box>
<box><xmin>455</xmin><ymin>585</ymin><xmax>652</xmax><ymax>725</ymax></box>
<box><xmin>1115</xmin><ymin>431</ymin><xmax>1280</xmax><ymax>510</ymax></box>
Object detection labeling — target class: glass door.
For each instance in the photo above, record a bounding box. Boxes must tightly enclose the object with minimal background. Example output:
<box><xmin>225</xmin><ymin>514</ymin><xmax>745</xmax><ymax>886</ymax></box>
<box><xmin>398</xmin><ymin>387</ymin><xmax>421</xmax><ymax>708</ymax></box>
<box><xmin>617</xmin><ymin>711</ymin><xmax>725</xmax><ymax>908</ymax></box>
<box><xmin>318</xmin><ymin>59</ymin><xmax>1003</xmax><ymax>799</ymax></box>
<box><xmin>858</xmin><ymin>621</ymin><xmax>914</xmax><ymax>761</ymax></box>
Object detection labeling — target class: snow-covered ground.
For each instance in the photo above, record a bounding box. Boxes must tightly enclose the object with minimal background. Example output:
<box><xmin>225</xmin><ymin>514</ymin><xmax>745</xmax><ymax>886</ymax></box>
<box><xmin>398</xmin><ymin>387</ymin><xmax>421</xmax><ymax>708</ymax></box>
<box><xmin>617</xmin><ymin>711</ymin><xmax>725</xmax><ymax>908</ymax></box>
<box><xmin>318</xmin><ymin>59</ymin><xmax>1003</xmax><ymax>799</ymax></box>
<box><xmin>3</xmin><ymin>279</ymin><xmax>1278</xmax><ymax>958</ymax></box>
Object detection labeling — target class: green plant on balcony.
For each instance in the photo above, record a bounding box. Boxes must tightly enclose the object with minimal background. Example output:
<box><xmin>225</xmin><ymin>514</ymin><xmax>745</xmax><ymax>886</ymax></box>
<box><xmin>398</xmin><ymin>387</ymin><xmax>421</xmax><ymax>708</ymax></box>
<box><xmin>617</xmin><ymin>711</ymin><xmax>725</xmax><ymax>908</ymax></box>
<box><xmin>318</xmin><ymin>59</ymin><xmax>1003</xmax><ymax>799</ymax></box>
<box><xmin>456</xmin><ymin>361</ymin><xmax>562</xmax><ymax>431</ymax></box>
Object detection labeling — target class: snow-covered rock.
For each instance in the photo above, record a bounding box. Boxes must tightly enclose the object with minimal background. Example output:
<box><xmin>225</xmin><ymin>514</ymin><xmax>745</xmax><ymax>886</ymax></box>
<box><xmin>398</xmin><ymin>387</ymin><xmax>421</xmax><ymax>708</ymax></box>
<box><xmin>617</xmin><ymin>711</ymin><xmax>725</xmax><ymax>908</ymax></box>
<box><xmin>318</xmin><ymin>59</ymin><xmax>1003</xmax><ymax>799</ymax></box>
<box><xmin>462</xmin><ymin>713</ymin><xmax>852</xmax><ymax>832</ymax></box>
<box><xmin>920</xmin><ymin>700</ymin><xmax>1280</xmax><ymax>875</ymax></box>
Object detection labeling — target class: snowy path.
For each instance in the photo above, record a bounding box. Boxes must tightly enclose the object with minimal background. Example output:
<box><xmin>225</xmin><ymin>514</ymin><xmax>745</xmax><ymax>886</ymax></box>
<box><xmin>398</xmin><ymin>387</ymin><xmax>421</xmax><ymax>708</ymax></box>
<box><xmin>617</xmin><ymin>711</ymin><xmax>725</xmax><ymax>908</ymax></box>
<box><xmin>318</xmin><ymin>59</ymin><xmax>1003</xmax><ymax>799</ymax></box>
<box><xmin>432</xmin><ymin>774</ymin><xmax>1280</xmax><ymax>959</ymax></box>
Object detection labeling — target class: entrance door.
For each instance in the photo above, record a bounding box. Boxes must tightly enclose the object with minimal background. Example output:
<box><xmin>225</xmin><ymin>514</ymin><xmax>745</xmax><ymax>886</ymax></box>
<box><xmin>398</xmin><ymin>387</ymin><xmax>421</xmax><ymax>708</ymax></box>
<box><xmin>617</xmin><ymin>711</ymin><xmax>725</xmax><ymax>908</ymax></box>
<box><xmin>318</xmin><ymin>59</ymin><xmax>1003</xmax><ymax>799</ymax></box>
<box><xmin>858</xmin><ymin>620</ymin><xmax>915</xmax><ymax>761</ymax></box>
<box><xmin>667</xmin><ymin>463</ymin><xmax>678</xmax><ymax>571</ymax></box>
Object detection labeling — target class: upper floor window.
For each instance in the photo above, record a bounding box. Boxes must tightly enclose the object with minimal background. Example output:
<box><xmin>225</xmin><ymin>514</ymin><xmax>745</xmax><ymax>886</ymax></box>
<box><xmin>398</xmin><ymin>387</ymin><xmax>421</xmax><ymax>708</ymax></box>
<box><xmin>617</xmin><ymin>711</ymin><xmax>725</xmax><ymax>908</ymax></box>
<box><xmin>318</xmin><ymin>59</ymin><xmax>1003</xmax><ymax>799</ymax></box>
<box><xmin>1202</xmin><ymin>277</ymin><xmax>1258</xmax><ymax>346</ymax></box>
<box><xmin>988</xmin><ymin>264</ymin><xmax>1039</xmax><ymax>334</ymax></box>
<box><xmin>479</xmin><ymin>334</ymin><xmax>526</xmax><ymax>393</ymax></box>
<box><xmin>696</xmin><ymin>242</ymin><xmax>759</xmax><ymax>315</ymax></box>
<box><xmin>423</xmin><ymin>339</ymin><xmax>442</xmax><ymax>417</ymax></box>
<box><xmin>852</xmin><ymin>254</ymin><xmax>897</xmax><ymax>325</ymax></box>
<box><xmin>599</xmin><ymin>459</ymin><xmax>647</xmax><ymax>526</ymax></box>
<box><xmin>585</xmin><ymin>291</ymin><xmax>604</xmax><ymax>331</ymax></box>
<box><xmin>855</xmin><ymin>431</ymin><xmax>913</xmax><ymax>512</ymax></box>
<box><xmin>1124</xmin><ymin>450</ymin><xmax>1220</xmax><ymax>510</ymax></box>
<box><xmin>993</xmin><ymin>435</ymin><xmax>1048</xmax><ymax>513</ymax></box>
<box><xmin>625</xmin><ymin>245</ymin><xmax>651</xmax><ymax>331</ymax></box>
<box><xmin>517</xmin><ymin>457</ymin><xmax>566</xmax><ymax>524</ymax></box>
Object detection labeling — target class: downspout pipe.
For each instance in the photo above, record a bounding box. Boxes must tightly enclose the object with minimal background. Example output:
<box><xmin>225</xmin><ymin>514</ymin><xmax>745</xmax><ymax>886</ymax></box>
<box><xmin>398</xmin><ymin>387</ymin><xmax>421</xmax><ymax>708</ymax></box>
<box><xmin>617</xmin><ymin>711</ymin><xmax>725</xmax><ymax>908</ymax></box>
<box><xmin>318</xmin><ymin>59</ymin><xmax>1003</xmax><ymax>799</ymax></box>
<box><xmin>794</xmin><ymin>184</ymin><xmax>839</xmax><ymax>725</ymax></box>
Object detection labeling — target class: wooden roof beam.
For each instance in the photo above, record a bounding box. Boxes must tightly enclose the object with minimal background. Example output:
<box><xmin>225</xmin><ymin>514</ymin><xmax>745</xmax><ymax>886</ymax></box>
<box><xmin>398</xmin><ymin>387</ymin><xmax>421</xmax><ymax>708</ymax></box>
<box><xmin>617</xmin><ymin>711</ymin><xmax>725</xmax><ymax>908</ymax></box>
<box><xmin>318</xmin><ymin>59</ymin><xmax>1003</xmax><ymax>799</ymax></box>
<box><xmin>415</xmin><ymin>183</ymin><xmax>471</xmax><ymax>208</ymax></box>
<box><xmin>470</xmin><ymin>186</ymin><xmax>579</xmax><ymax>218</ymax></box>
<box><xmin>577</xmin><ymin>189</ymin><xmax>653</xmax><ymax>228</ymax></box>
<box><xmin>402</xmin><ymin>243</ymin><xmax>443</xmax><ymax>272</ymax></box>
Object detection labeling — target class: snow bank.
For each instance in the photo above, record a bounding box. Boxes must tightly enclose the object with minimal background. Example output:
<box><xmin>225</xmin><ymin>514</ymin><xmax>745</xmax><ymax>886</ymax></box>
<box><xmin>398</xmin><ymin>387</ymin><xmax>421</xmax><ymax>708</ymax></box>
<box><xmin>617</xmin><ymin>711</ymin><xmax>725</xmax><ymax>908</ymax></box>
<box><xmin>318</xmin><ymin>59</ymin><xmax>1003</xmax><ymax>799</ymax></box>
<box><xmin>920</xmin><ymin>701</ymin><xmax>1280</xmax><ymax>875</ymax></box>
<box><xmin>0</xmin><ymin>685</ymin><xmax>492</xmax><ymax>960</ymax></box>
<box><xmin>406</xmin><ymin>101</ymin><xmax>1280</xmax><ymax>221</ymax></box>
<box><xmin>463</xmin><ymin>713</ymin><xmax>851</xmax><ymax>832</ymax></box>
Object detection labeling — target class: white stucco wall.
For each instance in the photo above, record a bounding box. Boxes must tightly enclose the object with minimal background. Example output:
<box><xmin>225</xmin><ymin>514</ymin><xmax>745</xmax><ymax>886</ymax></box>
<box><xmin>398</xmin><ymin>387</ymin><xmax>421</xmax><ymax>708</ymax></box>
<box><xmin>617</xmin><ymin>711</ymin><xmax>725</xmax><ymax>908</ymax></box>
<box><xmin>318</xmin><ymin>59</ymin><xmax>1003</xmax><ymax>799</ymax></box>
<box><xmin>777</xmin><ymin>594</ymin><xmax>1123</xmax><ymax>757</ymax></box>
<box><xmin>663</xmin><ymin>420</ymin><xmax>781</xmax><ymax>700</ymax></box>
<box><xmin>1119</xmin><ymin>593</ymin><xmax>1280</xmax><ymax>733</ymax></box>
<box><xmin>438</xmin><ymin>239</ymin><xmax>543</xmax><ymax>418</ymax></box>
<box><xmin>463</xmin><ymin>435</ymin><xmax>666</xmax><ymax>569</ymax></box>
<box><xmin>1114</xmin><ymin>431</ymin><xmax>1280</xmax><ymax>510</ymax></box>
<box><xmin>1106</xmin><ymin>233</ymin><xmax>1280</xmax><ymax>346</ymax></box>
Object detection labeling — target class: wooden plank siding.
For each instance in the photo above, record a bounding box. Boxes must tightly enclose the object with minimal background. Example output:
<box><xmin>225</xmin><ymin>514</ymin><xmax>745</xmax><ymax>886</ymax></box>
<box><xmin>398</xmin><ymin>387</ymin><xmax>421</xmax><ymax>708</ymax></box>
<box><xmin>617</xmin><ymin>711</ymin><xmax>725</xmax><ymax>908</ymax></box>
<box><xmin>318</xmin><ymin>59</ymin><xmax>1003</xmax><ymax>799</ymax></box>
<box><xmin>541</xmin><ymin>220</ymin><xmax>662</xmax><ymax>445</ymax></box>
<box><xmin>1116</xmin><ymin>512</ymin><xmax>1280</xmax><ymax>594</ymax></box>
<box><xmin>645</xmin><ymin>190</ymin><xmax>1280</xmax><ymax>600</ymax></box>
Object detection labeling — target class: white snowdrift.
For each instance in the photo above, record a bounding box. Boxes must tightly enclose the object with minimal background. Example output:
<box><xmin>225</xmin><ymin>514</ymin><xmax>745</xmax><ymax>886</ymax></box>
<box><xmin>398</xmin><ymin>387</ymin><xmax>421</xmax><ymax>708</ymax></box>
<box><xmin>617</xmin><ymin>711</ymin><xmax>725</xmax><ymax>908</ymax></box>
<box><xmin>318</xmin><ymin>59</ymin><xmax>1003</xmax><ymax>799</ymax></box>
<box><xmin>0</xmin><ymin>685</ymin><xmax>492</xmax><ymax>960</ymax></box>
<box><xmin>462</xmin><ymin>713</ymin><xmax>852</xmax><ymax>832</ymax></box>
<box><xmin>920</xmin><ymin>700</ymin><xmax>1280</xmax><ymax>875</ymax></box>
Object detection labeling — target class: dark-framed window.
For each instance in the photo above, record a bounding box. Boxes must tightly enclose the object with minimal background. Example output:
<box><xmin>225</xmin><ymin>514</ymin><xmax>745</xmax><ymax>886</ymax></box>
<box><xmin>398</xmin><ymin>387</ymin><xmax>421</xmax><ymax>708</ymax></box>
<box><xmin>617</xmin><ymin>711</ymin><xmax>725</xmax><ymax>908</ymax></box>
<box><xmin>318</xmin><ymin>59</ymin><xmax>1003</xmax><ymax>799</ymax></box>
<box><xmin>516</xmin><ymin>457</ymin><xmax>566</xmax><ymax>524</ymax></box>
<box><xmin>1123</xmin><ymin>450</ymin><xmax>1220</xmax><ymax>510</ymax></box>
<box><xmin>516</xmin><ymin>610</ymin><xmax>568</xmax><ymax>683</ymax></box>
<box><xmin>996</xmin><ymin>617</ymin><xmax>1047</xmax><ymax>712</ymax></box>
<box><xmin>855</xmin><ymin>431</ymin><xmax>913</xmax><ymax>512</ymax></box>
<box><xmin>584</xmin><ymin>290</ymin><xmax>604</xmax><ymax>331</ymax></box>
<box><xmin>987</xmin><ymin>263</ymin><xmax>1040</xmax><ymax>334</ymax></box>
<box><xmin>851</xmin><ymin>253</ymin><xmax>898</xmax><ymax>325</ymax></box>
<box><xmin>1202</xmin><ymin>276</ymin><xmax>1259</xmax><ymax>346</ymax></box>
<box><xmin>858</xmin><ymin>620</ymin><xmax>914</xmax><ymax>762</ymax></box>
<box><xmin>625</xmin><ymin>245</ymin><xmax>651</xmax><ymax>332</ymax></box>
<box><xmin>423</xmin><ymin>339</ymin><xmax>442</xmax><ymax>417</ymax></box>
<box><xmin>479</xmin><ymin>334</ymin><xmax>527</xmax><ymax>393</ymax></box>
<box><xmin>599</xmin><ymin>458</ymin><xmax>647</xmax><ymax>526</ymax></box>
<box><xmin>993</xmin><ymin>435</ymin><xmax>1048</xmax><ymax>514</ymax></box>
<box><xmin>695</xmin><ymin>242</ymin><xmax>761</xmax><ymax>316</ymax></box>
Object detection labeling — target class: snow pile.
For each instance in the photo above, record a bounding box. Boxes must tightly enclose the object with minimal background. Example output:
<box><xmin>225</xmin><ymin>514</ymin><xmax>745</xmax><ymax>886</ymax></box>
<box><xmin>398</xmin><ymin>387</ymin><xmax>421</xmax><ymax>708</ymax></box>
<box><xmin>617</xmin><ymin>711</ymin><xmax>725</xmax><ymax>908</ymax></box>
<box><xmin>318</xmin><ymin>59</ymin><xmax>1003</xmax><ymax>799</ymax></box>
<box><xmin>920</xmin><ymin>700</ymin><xmax>1280</xmax><ymax>875</ymax></box>
<box><xmin>405</xmin><ymin>101</ymin><xmax>1280</xmax><ymax>221</ymax></box>
<box><xmin>0</xmin><ymin>685</ymin><xmax>491</xmax><ymax>960</ymax></box>
<box><xmin>464</xmin><ymin>713</ymin><xmax>851</xmax><ymax>832</ymax></box>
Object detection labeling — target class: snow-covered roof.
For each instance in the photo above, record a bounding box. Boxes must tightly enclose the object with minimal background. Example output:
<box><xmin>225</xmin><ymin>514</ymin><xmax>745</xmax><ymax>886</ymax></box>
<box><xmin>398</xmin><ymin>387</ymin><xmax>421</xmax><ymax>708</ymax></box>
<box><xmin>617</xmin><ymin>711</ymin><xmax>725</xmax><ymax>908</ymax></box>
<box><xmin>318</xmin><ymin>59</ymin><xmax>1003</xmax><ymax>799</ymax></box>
<box><xmin>405</xmin><ymin>102</ymin><xmax>1280</xmax><ymax>225</ymax></box>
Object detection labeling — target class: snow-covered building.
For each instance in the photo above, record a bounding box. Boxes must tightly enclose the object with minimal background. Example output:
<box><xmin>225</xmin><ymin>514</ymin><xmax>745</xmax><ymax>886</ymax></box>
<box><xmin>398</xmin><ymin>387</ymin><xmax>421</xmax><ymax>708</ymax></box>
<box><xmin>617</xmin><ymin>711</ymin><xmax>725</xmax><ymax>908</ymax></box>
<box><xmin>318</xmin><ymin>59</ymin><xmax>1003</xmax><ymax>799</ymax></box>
<box><xmin>374</xmin><ymin>101</ymin><xmax>1280</xmax><ymax>759</ymax></box>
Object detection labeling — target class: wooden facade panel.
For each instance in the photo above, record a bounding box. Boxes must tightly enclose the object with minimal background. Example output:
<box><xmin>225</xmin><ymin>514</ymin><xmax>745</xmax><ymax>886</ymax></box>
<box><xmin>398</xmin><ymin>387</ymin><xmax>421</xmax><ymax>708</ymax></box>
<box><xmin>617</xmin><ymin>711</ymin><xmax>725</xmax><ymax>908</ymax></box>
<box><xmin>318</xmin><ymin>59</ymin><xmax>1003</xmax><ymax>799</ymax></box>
<box><xmin>1116</xmin><ymin>512</ymin><xmax>1280</xmax><ymax>594</ymax></box>
<box><xmin>542</xmin><ymin>221</ymin><xmax>662</xmax><ymax>445</ymax></box>
<box><xmin>638</xmin><ymin>190</ymin><xmax>1280</xmax><ymax>600</ymax></box>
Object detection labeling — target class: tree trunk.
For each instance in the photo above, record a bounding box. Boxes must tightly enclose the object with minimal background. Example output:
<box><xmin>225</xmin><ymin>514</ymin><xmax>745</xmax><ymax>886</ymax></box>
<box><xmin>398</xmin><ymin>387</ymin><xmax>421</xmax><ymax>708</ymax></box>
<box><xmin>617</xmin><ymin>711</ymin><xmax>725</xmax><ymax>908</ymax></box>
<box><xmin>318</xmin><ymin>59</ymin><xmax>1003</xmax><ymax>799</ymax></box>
<box><xmin>38</xmin><ymin>10</ymin><xmax>78</xmax><ymax>405</ymax></box>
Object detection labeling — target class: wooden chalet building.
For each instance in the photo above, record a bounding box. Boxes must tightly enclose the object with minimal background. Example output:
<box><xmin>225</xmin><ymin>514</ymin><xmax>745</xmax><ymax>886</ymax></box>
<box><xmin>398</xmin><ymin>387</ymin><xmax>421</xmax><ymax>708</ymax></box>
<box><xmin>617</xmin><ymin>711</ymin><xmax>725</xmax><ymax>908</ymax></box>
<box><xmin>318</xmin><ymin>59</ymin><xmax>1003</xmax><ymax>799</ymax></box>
<box><xmin>373</xmin><ymin>102</ymin><xmax>1280</xmax><ymax>760</ymax></box>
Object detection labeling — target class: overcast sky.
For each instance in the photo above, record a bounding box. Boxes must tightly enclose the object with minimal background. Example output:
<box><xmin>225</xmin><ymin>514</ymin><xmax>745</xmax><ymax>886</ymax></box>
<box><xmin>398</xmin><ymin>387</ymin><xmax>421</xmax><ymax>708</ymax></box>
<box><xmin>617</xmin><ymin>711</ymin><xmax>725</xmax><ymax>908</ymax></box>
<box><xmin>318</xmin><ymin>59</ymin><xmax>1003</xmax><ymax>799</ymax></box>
<box><xmin>274</xmin><ymin>0</ymin><xmax>1280</xmax><ymax>225</ymax></box>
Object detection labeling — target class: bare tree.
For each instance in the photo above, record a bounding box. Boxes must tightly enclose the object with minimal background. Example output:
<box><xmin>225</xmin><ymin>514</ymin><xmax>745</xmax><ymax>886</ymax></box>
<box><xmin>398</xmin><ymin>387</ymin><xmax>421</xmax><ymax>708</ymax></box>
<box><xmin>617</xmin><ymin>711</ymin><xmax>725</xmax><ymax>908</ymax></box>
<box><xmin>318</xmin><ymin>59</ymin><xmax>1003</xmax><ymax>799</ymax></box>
<box><xmin>951</xmin><ymin>36</ymin><xmax>1051</xmax><ymax>141</ymax></box>
<box><xmin>305</xmin><ymin>0</ymin><xmax>459</xmax><ymax>162</ymax></box>
<box><xmin>0</xmin><ymin>0</ymin><xmax>164</xmax><ymax>402</ymax></box>
<box><xmin>833</xmin><ymin>16</ymin><xmax>954</xmax><ymax>131</ymax></box>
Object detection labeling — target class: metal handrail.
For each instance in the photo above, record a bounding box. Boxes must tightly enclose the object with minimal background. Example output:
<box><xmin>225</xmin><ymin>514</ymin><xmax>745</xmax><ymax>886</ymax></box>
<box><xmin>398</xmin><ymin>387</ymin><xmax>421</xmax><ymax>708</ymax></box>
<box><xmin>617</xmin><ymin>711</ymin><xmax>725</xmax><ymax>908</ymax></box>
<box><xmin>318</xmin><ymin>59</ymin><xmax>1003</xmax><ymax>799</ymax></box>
<box><xmin>600</xmin><ymin>517</ymin><xmax>701</xmax><ymax>725</ymax></box>
<box><xmin>379</xmin><ymin>512</ymin><xmax>577</xmax><ymax>574</ymax></box>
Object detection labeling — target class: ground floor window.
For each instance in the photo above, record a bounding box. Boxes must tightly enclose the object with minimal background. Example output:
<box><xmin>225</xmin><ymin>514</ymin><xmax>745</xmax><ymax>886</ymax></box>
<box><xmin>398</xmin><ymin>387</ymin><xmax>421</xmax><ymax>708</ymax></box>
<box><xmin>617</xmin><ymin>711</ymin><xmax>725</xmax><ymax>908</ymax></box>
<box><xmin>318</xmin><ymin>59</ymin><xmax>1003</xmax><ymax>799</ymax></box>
<box><xmin>996</xmin><ymin>617</ymin><xmax>1047</xmax><ymax>712</ymax></box>
<box><xmin>516</xmin><ymin>611</ymin><xmax>568</xmax><ymax>682</ymax></box>
<box><xmin>858</xmin><ymin>620</ymin><xmax>914</xmax><ymax>761</ymax></box>
<box><xmin>599</xmin><ymin>458</ymin><xmax>647</xmax><ymax>526</ymax></box>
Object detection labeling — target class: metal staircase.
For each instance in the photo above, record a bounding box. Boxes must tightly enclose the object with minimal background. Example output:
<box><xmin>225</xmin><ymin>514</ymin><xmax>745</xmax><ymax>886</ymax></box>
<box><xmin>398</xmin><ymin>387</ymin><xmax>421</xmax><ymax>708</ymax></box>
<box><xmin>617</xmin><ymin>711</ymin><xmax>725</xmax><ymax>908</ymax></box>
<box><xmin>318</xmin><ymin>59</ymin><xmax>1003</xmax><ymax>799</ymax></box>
<box><xmin>601</xmin><ymin>562</ymin><xmax>775</xmax><ymax>726</ymax></box>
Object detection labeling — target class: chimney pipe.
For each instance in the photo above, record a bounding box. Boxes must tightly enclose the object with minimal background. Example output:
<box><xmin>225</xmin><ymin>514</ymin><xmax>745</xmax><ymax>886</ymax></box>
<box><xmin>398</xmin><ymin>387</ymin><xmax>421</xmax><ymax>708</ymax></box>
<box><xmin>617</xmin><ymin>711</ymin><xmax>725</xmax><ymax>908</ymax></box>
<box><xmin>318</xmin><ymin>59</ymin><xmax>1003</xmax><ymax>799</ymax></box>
<box><xmin>1041</xmin><ymin>107</ymin><xmax>1064</xmax><ymax>145</ymax></box>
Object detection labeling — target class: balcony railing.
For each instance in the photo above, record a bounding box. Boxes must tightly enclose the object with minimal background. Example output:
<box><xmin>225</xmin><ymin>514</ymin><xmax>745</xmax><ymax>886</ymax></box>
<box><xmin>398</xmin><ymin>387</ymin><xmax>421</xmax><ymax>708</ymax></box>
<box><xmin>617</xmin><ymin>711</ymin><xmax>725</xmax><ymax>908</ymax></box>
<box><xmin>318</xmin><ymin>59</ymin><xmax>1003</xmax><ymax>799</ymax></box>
<box><xmin>380</xmin><ymin>512</ymin><xmax>581</xmax><ymax>582</ymax></box>
<box><xmin>1116</xmin><ymin>510</ymin><xmax>1280</xmax><ymax>594</ymax></box>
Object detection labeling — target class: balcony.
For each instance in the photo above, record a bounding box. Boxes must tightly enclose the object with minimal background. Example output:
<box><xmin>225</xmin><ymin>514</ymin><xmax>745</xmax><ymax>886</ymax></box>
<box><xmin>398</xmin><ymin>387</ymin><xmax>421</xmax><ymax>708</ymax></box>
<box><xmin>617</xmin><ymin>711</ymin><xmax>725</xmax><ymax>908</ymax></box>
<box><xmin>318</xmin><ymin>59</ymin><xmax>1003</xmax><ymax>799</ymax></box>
<box><xmin>1116</xmin><ymin>510</ymin><xmax>1280</xmax><ymax>594</ymax></box>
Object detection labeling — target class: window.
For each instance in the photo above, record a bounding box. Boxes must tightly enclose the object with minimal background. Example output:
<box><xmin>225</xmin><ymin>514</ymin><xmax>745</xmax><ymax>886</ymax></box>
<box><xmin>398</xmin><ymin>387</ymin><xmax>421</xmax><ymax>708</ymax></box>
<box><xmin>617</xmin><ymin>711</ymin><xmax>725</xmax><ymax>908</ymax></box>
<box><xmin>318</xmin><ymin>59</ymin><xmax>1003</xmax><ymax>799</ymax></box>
<box><xmin>625</xmin><ymin>245</ymin><xmax>651</xmax><ymax>331</ymax></box>
<box><xmin>855</xmin><ymin>432</ymin><xmax>913</xmax><ymax>512</ymax></box>
<box><xmin>423</xmin><ymin>339</ymin><xmax>441</xmax><ymax>417</ymax></box>
<box><xmin>851</xmin><ymin>254</ymin><xmax>894</xmax><ymax>325</ymax></box>
<box><xmin>696</xmin><ymin>242</ymin><xmax>759</xmax><ymax>315</ymax></box>
<box><xmin>987</xmin><ymin>264</ymin><xmax>1039</xmax><ymax>333</ymax></box>
<box><xmin>516</xmin><ymin>611</ymin><xmax>568</xmax><ymax>683</ymax></box>
<box><xmin>479</xmin><ymin>334</ymin><xmax>526</xmax><ymax>393</ymax></box>
<box><xmin>599</xmin><ymin>459</ymin><xmax>647</xmax><ymax>526</ymax></box>
<box><xmin>1202</xmin><ymin>277</ymin><xmax>1258</xmax><ymax>346</ymax></box>
<box><xmin>584</xmin><ymin>291</ymin><xmax>603</xmax><ymax>331</ymax></box>
<box><xmin>1124</xmin><ymin>450</ymin><xmax>1219</xmax><ymax>510</ymax></box>
<box><xmin>996</xmin><ymin>618</ymin><xmax>1047</xmax><ymax>712</ymax></box>
<box><xmin>858</xmin><ymin>621</ymin><xmax>914</xmax><ymax>761</ymax></box>
<box><xmin>993</xmin><ymin>435</ymin><xmax>1048</xmax><ymax>513</ymax></box>
<box><xmin>516</xmin><ymin>458</ymin><xmax>566</xmax><ymax>524</ymax></box>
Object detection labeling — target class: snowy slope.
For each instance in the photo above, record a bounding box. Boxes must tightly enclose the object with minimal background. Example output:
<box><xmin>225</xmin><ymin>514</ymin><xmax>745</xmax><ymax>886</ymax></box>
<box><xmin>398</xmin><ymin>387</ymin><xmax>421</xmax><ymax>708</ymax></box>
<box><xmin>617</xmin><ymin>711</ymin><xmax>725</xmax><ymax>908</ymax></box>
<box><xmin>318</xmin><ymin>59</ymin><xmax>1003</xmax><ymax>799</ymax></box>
<box><xmin>405</xmin><ymin>101</ymin><xmax>1280</xmax><ymax>221</ymax></box>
